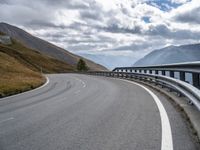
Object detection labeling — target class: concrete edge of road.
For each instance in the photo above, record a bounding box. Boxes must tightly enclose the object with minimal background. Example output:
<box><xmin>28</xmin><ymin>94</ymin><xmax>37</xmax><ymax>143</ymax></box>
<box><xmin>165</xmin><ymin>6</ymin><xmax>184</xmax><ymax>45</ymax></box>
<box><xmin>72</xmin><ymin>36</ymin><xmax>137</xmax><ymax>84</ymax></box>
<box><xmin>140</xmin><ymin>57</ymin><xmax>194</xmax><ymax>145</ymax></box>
<box><xmin>0</xmin><ymin>76</ymin><xmax>49</xmax><ymax>100</ymax></box>
<box><xmin>120</xmin><ymin>77</ymin><xmax>200</xmax><ymax>143</ymax></box>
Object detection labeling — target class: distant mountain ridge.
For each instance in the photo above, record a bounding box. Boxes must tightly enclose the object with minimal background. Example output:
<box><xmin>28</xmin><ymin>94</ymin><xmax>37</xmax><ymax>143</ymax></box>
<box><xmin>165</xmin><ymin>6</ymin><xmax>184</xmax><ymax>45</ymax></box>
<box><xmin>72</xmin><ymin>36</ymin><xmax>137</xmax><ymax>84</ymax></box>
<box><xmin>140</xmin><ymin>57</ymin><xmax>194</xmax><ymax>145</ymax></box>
<box><xmin>134</xmin><ymin>44</ymin><xmax>200</xmax><ymax>66</ymax></box>
<box><xmin>0</xmin><ymin>22</ymin><xmax>107</xmax><ymax>71</ymax></box>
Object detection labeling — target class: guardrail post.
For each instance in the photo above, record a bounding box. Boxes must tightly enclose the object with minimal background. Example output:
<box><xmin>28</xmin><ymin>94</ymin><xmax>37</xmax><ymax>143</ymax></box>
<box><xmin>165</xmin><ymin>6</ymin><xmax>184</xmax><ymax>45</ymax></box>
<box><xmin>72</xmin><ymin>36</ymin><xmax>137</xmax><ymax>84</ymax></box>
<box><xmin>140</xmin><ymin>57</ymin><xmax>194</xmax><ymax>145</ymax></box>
<box><xmin>122</xmin><ymin>73</ymin><xmax>125</xmax><ymax>78</ymax></box>
<box><xmin>149</xmin><ymin>70</ymin><xmax>152</xmax><ymax>74</ymax></box>
<box><xmin>155</xmin><ymin>70</ymin><xmax>158</xmax><ymax>74</ymax></box>
<box><xmin>180</xmin><ymin>71</ymin><xmax>185</xmax><ymax>81</ymax></box>
<box><xmin>144</xmin><ymin>70</ymin><xmax>147</xmax><ymax>74</ymax></box>
<box><xmin>130</xmin><ymin>73</ymin><xmax>133</xmax><ymax>78</ymax></box>
<box><xmin>192</xmin><ymin>73</ymin><xmax>200</xmax><ymax>89</ymax></box>
<box><xmin>162</xmin><ymin>70</ymin><xmax>165</xmax><ymax>76</ymax></box>
<box><xmin>170</xmin><ymin>71</ymin><xmax>174</xmax><ymax>78</ymax></box>
<box><xmin>124</xmin><ymin>73</ymin><xmax>127</xmax><ymax>78</ymax></box>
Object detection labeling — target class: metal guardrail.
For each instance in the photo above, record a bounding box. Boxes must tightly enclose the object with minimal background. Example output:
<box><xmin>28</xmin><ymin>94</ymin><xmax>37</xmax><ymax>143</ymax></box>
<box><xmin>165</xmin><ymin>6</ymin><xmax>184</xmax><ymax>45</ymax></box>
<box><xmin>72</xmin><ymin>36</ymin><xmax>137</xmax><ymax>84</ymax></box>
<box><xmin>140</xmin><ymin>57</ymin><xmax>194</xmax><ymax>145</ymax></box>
<box><xmin>87</xmin><ymin>62</ymin><xmax>200</xmax><ymax>111</ymax></box>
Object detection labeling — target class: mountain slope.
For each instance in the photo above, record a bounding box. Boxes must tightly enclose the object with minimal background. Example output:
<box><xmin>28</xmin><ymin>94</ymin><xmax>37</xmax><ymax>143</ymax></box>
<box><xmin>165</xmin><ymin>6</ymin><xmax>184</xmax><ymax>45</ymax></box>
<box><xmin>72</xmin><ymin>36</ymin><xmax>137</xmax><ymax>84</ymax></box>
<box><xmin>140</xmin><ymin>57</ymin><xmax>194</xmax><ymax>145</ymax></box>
<box><xmin>0</xmin><ymin>22</ymin><xmax>107</xmax><ymax>71</ymax></box>
<box><xmin>0</xmin><ymin>39</ymin><xmax>75</xmax><ymax>73</ymax></box>
<box><xmin>0</xmin><ymin>33</ymin><xmax>76</xmax><ymax>97</ymax></box>
<box><xmin>0</xmin><ymin>50</ymin><xmax>45</xmax><ymax>97</ymax></box>
<box><xmin>134</xmin><ymin>44</ymin><xmax>200</xmax><ymax>66</ymax></box>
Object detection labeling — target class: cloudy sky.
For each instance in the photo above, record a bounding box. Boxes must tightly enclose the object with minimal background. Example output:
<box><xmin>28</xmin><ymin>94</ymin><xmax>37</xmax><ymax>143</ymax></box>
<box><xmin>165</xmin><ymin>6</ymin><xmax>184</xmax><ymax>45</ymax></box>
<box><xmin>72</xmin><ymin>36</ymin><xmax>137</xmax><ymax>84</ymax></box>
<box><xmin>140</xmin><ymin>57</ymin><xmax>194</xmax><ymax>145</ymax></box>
<box><xmin>0</xmin><ymin>0</ymin><xmax>200</xmax><ymax>69</ymax></box>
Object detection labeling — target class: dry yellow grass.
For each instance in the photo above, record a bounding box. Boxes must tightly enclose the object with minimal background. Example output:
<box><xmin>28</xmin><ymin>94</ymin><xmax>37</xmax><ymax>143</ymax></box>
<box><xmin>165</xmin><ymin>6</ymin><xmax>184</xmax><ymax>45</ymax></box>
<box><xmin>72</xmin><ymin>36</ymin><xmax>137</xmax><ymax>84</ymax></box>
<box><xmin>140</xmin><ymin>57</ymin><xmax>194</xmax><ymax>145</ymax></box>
<box><xmin>1</xmin><ymin>39</ymin><xmax>75</xmax><ymax>73</ymax></box>
<box><xmin>0</xmin><ymin>52</ymin><xmax>45</xmax><ymax>97</ymax></box>
<box><xmin>0</xmin><ymin>37</ymin><xmax>76</xmax><ymax>97</ymax></box>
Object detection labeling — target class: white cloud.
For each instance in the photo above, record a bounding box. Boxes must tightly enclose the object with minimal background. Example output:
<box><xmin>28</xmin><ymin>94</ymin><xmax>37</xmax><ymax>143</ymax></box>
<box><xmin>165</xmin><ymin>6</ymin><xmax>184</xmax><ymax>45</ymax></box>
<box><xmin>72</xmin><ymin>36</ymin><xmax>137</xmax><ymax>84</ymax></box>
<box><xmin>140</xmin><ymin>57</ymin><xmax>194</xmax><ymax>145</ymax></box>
<box><xmin>0</xmin><ymin>0</ymin><xmax>200</xmax><ymax>69</ymax></box>
<box><xmin>169</xmin><ymin>0</ymin><xmax>200</xmax><ymax>24</ymax></box>
<box><xmin>170</xmin><ymin>0</ymin><xmax>190</xmax><ymax>4</ymax></box>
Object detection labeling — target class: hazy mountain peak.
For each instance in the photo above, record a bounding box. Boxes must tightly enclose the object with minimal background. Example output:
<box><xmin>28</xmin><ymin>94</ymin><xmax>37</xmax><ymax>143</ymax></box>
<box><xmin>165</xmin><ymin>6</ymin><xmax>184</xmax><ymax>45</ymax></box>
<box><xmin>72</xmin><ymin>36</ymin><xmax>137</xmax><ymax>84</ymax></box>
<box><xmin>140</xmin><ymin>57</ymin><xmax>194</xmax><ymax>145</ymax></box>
<box><xmin>134</xmin><ymin>43</ymin><xmax>200</xmax><ymax>66</ymax></box>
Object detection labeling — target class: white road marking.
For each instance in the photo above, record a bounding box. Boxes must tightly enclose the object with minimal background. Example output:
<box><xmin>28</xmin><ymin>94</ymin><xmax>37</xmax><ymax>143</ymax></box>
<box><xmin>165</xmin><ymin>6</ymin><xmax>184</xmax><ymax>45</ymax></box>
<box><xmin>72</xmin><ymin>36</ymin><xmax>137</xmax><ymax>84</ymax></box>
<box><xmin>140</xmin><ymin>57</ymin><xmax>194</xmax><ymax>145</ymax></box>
<box><xmin>38</xmin><ymin>76</ymin><xmax>49</xmax><ymax>89</ymax></box>
<box><xmin>83</xmin><ymin>83</ymin><xmax>86</xmax><ymax>88</ymax></box>
<box><xmin>120</xmin><ymin>79</ymin><xmax>173</xmax><ymax>150</ymax></box>
<box><xmin>74</xmin><ymin>78</ymin><xmax>86</xmax><ymax>88</ymax></box>
<box><xmin>74</xmin><ymin>90</ymin><xmax>81</xmax><ymax>94</ymax></box>
<box><xmin>0</xmin><ymin>117</ymin><xmax>14</xmax><ymax>124</ymax></box>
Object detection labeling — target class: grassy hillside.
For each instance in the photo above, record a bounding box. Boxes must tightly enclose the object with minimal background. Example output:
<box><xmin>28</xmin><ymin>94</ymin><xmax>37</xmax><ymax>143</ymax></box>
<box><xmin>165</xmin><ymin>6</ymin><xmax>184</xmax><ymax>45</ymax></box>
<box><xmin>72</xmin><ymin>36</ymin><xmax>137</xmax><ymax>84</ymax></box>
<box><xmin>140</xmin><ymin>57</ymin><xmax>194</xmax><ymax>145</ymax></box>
<box><xmin>1</xmin><ymin>39</ymin><xmax>75</xmax><ymax>73</ymax></box>
<box><xmin>0</xmin><ymin>38</ymin><xmax>76</xmax><ymax>97</ymax></box>
<box><xmin>0</xmin><ymin>51</ymin><xmax>45</xmax><ymax>97</ymax></box>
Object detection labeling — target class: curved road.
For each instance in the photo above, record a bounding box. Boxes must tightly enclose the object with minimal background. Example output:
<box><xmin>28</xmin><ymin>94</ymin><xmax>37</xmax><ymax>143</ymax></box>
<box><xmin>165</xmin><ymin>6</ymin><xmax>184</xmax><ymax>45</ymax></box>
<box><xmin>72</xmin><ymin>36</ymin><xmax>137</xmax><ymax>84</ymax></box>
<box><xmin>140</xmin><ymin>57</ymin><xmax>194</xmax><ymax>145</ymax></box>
<box><xmin>0</xmin><ymin>74</ymin><xmax>199</xmax><ymax>150</ymax></box>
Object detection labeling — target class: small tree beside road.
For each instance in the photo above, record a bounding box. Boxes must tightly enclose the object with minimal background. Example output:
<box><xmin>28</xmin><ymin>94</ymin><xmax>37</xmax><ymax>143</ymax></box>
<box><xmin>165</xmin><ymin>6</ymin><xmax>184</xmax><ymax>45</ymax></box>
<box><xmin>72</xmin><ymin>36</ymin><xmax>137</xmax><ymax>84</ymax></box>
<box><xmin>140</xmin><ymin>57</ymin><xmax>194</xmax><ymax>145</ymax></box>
<box><xmin>77</xmin><ymin>59</ymin><xmax>88</xmax><ymax>71</ymax></box>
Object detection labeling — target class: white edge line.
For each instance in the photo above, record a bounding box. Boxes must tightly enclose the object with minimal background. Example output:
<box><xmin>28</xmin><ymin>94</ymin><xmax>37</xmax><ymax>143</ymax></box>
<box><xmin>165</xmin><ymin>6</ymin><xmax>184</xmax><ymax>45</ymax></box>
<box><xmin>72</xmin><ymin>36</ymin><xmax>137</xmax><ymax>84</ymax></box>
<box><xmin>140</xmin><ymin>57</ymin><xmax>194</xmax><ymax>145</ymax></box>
<box><xmin>0</xmin><ymin>76</ymin><xmax>49</xmax><ymax>100</ymax></box>
<box><xmin>83</xmin><ymin>83</ymin><xmax>86</xmax><ymax>88</ymax></box>
<box><xmin>118</xmin><ymin>78</ymin><xmax>173</xmax><ymax>150</ymax></box>
<box><xmin>74</xmin><ymin>90</ymin><xmax>81</xmax><ymax>94</ymax></box>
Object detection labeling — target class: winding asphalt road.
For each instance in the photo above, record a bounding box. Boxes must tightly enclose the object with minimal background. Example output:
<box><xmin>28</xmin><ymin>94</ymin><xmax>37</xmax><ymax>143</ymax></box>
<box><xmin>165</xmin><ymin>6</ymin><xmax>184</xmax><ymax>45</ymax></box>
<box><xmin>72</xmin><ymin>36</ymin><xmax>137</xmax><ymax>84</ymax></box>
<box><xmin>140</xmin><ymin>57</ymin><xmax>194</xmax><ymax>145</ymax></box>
<box><xmin>0</xmin><ymin>74</ymin><xmax>199</xmax><ymax>150</ymax></box>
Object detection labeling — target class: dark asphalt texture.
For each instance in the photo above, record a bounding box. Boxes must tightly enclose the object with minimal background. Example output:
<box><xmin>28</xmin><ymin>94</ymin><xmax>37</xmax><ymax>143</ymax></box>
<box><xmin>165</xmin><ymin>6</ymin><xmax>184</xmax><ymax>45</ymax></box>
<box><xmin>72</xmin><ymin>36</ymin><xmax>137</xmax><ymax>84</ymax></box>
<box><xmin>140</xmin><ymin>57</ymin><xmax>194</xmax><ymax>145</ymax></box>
<box><xmin>0</xmin><ymin>74</ymin><xmax>199</xmax><ymax>150</ymax></box>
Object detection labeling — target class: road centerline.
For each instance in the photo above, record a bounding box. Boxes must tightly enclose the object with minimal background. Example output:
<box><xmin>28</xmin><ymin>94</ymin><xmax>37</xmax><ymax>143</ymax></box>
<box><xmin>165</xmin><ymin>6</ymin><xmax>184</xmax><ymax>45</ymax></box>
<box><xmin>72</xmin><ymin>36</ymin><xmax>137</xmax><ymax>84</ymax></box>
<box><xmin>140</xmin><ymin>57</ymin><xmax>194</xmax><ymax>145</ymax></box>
<box><xmin>74</xmin><ymin>77</ymin><xmax>86</xmax><ymax>88</ymax></box>
<box><xmin>0</xmin><ymin>117</ymin><xmax>14</xmax><ymax>124</ymax></box>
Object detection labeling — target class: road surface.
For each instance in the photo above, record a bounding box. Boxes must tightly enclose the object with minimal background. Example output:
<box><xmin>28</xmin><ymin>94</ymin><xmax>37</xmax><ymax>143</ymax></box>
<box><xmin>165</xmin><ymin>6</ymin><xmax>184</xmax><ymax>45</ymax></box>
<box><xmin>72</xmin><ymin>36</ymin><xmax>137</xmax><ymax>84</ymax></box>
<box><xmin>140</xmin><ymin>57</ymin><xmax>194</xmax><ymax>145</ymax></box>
<box><xmin>0</xmin><ymin>74</ymin><xmax>199</xmax><ymax>150</ymax></box>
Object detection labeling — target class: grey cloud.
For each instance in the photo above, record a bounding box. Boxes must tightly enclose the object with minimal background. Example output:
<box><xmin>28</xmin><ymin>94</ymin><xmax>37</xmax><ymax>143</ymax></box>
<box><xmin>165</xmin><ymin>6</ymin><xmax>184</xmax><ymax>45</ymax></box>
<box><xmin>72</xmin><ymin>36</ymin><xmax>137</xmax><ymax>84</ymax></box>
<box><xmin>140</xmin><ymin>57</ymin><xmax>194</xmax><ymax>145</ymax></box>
<box><xmin>0</xmin><ymin>0</ymin><xmax>10</xmax><ymax>4</ymax></box>
<box><xmin>103</xmin><ymin>39</ymin><xmax>167</xmax><ymax>53</ymax></box>
<box><xmin>0</xmin><ymin>0</ymin><xmax>90</xmax><ymax>28</ymax></box>
<box><xmin>148</xmin><ymin>24</ymin><xmax>171</xmax><ymax>37</ymax></box>
<box><xmin>67</xmin><ymin>22</ymin><xmax>94</xmax><ymax>32</ymax></box>
<box><xmin>100</xmin><ymin>24</ymin><xmax>142</xmax><ymax>34</ymax></box>
<box><xmin>40</xmin><ymin>33</ymin><xmax>67</xmax><ymax>39</ymax></box>
<box><xmin>42</xmin><ymin>0</ymin><xmax>90</xmax><ymax>9</ymax></box>
<box><xmin>79</xmin><ymin>10</ymin><xmax>103</xmax><ymax>21</ymax></box>
<box><xmin>112</xmin><ymin>43</ymin><xmax>153</xmax><ymax>51</ymax></box>
<box><xmin>67</xmin><ymin>44</ymin><xmax>99</xmax><ymax>51</ymax></box>
<box><xmin>3</xmin><ymin>0</ymin><xmax>89</xmax><ymax>9</ymax></box>
<box><xmin>173</xmin><ymin>6</ymin><xmax>200</xmax><ymax>24</ymax></box>
<box><xmin>1</xmin><ymin>0</ymin><xmax>200</xmax><ymax>68</ymax></box>
<box><xmin>147</xmin><ymin>23</ymin><xmax>200</xmax><ymax>40</ymax></box>
<box><xmin>25</xmin><ymin>20</ymin><xmax>68</xmax><ymax>29</ymax></box>
<box><xmin>0</xmin><ymin>2</ymin><xmax>55</xmax><ymax>26</ymax></box>
<box><xmin>66</xmin><ymin>35</ymin><xmax>115</xmax><ymax>45</ymax></box>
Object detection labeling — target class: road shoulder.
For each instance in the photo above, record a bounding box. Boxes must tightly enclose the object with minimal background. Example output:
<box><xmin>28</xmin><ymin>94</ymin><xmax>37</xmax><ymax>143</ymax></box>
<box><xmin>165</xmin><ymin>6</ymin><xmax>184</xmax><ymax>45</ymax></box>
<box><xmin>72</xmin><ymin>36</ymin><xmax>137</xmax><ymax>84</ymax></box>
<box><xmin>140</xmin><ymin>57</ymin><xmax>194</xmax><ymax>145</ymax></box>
<box><xmin>125</xmin><ymin>78</ymin><xmax>200</xmax><ymax>148</ymax></box>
